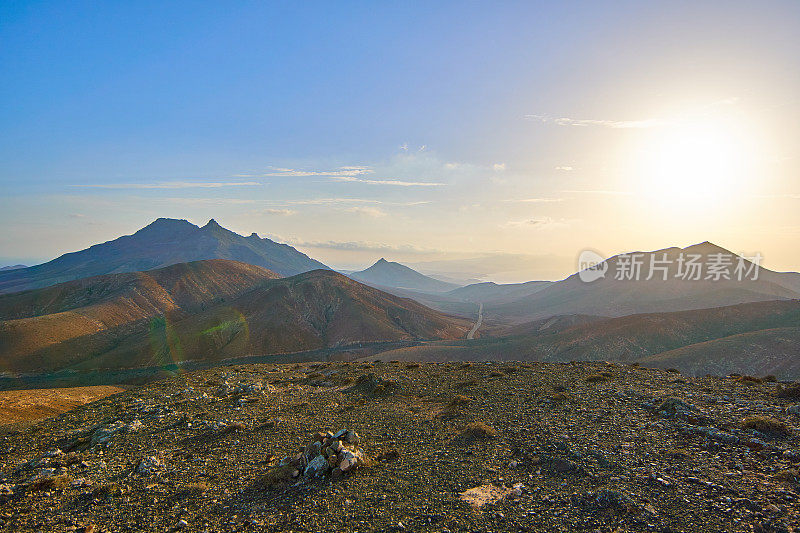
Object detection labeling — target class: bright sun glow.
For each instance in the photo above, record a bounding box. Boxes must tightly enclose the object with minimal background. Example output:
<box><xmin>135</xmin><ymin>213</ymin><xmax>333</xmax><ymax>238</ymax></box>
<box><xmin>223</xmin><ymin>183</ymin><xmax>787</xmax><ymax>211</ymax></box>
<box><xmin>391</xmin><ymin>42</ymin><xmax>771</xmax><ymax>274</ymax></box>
<box><xmin>632</xmin><ymin>116</ymin><xmax>757</xmax><ymax>209</ymax></box>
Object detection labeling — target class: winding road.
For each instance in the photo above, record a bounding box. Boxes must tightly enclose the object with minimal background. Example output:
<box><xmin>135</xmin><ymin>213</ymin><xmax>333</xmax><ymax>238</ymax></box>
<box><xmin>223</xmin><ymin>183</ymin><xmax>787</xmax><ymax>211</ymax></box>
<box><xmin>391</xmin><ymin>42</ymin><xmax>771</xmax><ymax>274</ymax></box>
<box><xmin>466</xmin><ymin>302</ymin><xmax>483</xmax><ymax>339</ymax></box>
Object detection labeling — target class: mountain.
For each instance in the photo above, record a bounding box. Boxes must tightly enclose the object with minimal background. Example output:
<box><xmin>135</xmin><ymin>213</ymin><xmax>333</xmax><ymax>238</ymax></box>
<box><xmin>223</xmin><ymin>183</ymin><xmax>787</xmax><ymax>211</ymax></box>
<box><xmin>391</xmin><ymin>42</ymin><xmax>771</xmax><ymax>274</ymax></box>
<box><xmin>0</xmin><ymin>264</ymin><xmax>27</xmax><ymax>272</ymax></box>
<box><xmin>349</xmin><ymin>258</ymin><xmax>461</xmax><ymax>293</ymax></box>
<box><xmin>446</xmin><ymin>280</ymin><xmax>552</xmax><ymax>304</ymax></box>
<box><xmin>0</xmin><ymin>218</ymin><xmax>329</xmax><ymax>294</ymax></box>
<box><xmin>371</xmin><ymin>298</ymin><xmax>800</xmax><ymax>378</ymax></box>
<box><xmin>485</xmin><ymin>242</ymin><xmax>800</xmax><ymax>323</ymax></box>
<box><xmin>0</xmin><ymin>261</ymin><xmax>470</xmax><ymax>374</ymax></box>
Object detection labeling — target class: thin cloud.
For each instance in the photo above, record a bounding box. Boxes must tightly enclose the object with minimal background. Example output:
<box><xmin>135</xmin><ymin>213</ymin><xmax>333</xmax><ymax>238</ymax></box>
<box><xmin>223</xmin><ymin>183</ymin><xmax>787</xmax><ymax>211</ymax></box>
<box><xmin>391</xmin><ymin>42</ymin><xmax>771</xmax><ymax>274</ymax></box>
<box><xmin>555</xmin><ymin>166</ymin><xmax>573</xmax><ymax>171</ymax></box>
<box><xmin>343</xmin><ymin>206</ymin><xmax>387</xmax><ymax>217</ymax></box>
<box><xmin>261</xmin><ymin>208</ymin><xmax>296</xmax><ymax>216</ymax></box>
<box><xmin>493</xmin><ymin>163</ymin><xmax>506</xmax><ymax>171</ymax></box>
<box><xmin>505</xmin><ymin>197</ymin><xmax>565</xmax><ymax>203</ymax></box>
<box><xmin>502</xmin><ymin>216</ymin><xmax>569</xmax><ymax>230</ymax></box>
<box><xmin>287</xmin><ymin>198</ymin><xmax>431</xmax><ymax>206</ymax></box>
<box><xmin>73</xmin><ymin>181</ymin><xmax>261</xmax><ymax>189</ymax></box>
<box><xmin>329</xmin><ymin>175</ymin><xmax>444</xmax><ymax>187</ymax></box>
<box><xmin>289</xmin><ymin>239</ymin><xmax>436</xmax><ymax>254</ymax></box>
<box><xmin>560</xmin><ymin>189</ymin><xmax>633</xmax><ymax>196</ymax></box>
<box><xmin>526</xmin><ymin>114</ymin><xmax>664</xmax><ymax>129</ymax></box>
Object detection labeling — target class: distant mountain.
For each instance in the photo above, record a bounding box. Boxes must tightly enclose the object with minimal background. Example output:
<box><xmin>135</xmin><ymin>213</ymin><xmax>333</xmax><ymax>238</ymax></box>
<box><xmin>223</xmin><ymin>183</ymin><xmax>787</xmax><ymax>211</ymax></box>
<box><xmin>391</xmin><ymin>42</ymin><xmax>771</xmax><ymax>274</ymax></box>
<box><xmin>446</xmin><ymin>280</ymin><xmax>552</xmax><ymax>304</ymax></box>
<box><xmin>0</xmin><ymin>261</ymin><xmax>470</xmax><ymax>374</ymax></box>
<box><xmin>372</xmin><ymin>299</ymin><xmax>800</xmax><ymax>379</ymax></box>
<box><xmin>0</xmin><ymin>218</ymin><xmax>329</xmax><ymax>294</ymax></box>
<box><xmin>0</xmin><ymin>265</ymin><xmax>27</xmax><ymax>272</ymax></box>
<box><xmin>350</xmin><ymin>258</ymin><xmax>461</xmax><ymax>293</ymax></box>
<box><xmin>486</xmin><ymin>242</ymin><xmax>800</xmax><ymax>323</ymax></box>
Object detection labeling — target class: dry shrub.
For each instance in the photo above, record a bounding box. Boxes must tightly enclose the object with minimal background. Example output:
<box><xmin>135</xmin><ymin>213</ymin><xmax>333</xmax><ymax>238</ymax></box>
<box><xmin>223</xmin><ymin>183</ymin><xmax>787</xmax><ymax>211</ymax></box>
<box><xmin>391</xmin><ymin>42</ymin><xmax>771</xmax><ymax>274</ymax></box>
<box><xmin>220</xmin><ymin>421</ymin><xmax>245</xmax><ymax>434</ymax></box>
<box><xmin>762</xmin><ymin>375</ymin><xmax>778</xmax><ymax>383</ymax></box>
<box><xmin>741</xmin><ymin>416</ymin><xmax>791</xmax><ymax>436</ymax></box>
<box><xmin>29</xmin><ymin>474</ymin><xmax>72</xmax><ymax>492</ymax></box>
<box><xmin>92</xmin><ymin>482</ymin><xmax>122</xmax><ymax>498</ymax></box>
<box><xmin>448</xmin><ymin>395</ymin><xmax>472</xmax><ymax>407</ymax></box>
<box><xmin>183</xmin><ymin>482</ymin><xmax>208</xmax><ymax>495</ymax></box>
<box><xmin>457</xmin><ymin>379</ymin><xmax>479</xmax><ymax>388</ymax></box>
<box><xmin>460</xmin><ymin>421</ymin><xmax>497</xmax><ymax>440</ymax></box>
<box><xmin>772</xmin><ymin>469</ymin><xmax>799</xmax><ymax>483</ymax></box>
<box><xmin>459</xmin><ymin>362</ymin><xmax>473</xmax><ymax>369</ymax></box>
<box><xmin>777</xmin><ymin>383</ymin><xmax>800</xmax><ymax>399</ymax></box>
<box><xmin>258</xmin><ymin>465</ymin><xmax>296</xmax><ymax>487</ymax></box>
<box><xmin>666</xmin><ymin>368</ymin><xmax>681</xmax><ymax>374</ymax></box>
<box><xmin>501</xmin><ymin>366</ymin><xmax>518</xmax><ymax>374</ymax></box>
<box><xmin>305</xmin><ymin>372</ymin><xmax>325</xmax><ymax>381</ymax></box>
<box><xmin>585</xmin><ymin>373</ymin><xmax>609</xmax><ymax>383</ymax></box>
<box><xmin>489</xmin><ymin>371</ymin><xmax>503</xmax><ymax>378</ymax></box>
<box><xmin>405</xmin><ymin>362</ymin><xmax>421</xmax><ymax>369</ymax></box>
<box><xmin>738</xmin><ymin>375</ymin><xmax>762</xmax><ymax>386</ymax></box>
<box><xmin>550</xmin><ymin>392</ymin><xmax>571</xmax><ymax>403</ymax></box>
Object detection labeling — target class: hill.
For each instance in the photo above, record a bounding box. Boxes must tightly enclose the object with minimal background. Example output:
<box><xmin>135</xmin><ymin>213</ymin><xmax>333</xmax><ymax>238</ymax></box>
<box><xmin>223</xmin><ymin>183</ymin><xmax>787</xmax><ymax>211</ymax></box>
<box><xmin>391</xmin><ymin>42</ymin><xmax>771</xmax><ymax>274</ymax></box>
<box><xmin>0</xmin><ymin>265</ymin><xmax>27</xmax><ymax>272</ymax></box>
<box><xmin>0</xmin><ymin>262</ymin><xmax>470</xmax><ymax>374</ymax></box>
<box><xmin>372</xmin><ymin>299</ymin><xmax>800</xmax><ymax>379</ymax></box>
<box><xmin>2</xmin><ymin>361</ymin><xmax>798</xmax><ymax>532</ymax></box>
<box><xmin>0</xmin><ymin>218</ymin><xmax>328</xmax><ymax>294</ymax></box>
<box><xmin>486</xmin><ymin>242</ymin><xmax>800</xmax><ymax>323</ymax></box>
<box><xmin>446</xmin><ymin>280</ymin><xmax>552</xmax><ymax>304</ymax></box>
<box><xmin>349</xmin><ymin>258</ymin><xmax>460</xmax><ymax>293</ymax></box>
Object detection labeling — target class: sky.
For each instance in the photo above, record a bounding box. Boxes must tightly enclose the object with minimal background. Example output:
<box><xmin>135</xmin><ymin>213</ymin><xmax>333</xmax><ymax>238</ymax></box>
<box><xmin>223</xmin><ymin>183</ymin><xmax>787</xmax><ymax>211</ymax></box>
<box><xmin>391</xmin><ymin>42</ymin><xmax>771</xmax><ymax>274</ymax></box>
<box><xmin>1</xmin><ymin>1</ymin><xmax>799</xmax><ymax>282</ymax></box>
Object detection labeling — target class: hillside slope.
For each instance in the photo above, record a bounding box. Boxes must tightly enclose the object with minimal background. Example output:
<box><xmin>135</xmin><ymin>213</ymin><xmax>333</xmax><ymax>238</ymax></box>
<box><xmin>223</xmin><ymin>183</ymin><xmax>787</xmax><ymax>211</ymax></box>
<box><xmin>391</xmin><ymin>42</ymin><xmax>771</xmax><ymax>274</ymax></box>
<box><xmin>373</xmin><ymin>299</ymin><xmax>800</xmax><ymax>378</ymax></box>
<box><xmin>0</xmin><ymin>218</ymin><xmax>328</xmax><ymax>294</ymax></box>
<box><xmin>0</xmin><ymin>265</ymin><xmax>470</xmax><ymax>374</ymax></box>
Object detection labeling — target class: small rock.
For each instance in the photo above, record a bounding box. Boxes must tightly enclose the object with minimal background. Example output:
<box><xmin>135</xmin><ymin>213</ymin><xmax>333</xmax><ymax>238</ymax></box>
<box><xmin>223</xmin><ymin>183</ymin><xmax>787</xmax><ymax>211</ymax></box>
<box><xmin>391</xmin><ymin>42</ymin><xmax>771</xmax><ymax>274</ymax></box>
<box><xmin>136</xmin><ymin>456</ymin><xmax>163</xmax><ymax>475</ymax></box>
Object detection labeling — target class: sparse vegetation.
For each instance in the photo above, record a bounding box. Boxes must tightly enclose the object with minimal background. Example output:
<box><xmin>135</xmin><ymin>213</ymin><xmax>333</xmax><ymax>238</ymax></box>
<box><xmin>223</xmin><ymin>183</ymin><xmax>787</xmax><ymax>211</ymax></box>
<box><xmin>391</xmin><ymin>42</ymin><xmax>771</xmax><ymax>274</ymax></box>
<box><xmin>763</xmin><ymin>374</ymin><xmax>778</xmax><ymax>382</ymax></box>
<box><xmin>448</xmin><ymin>395</ymin><xmax>472</xmax><ymax>407</ymax></box>
<box><xmin>28</xmin><ymin>475</ymin><xmax>72</xmax><ymax>492</ymax></box>
<box><xmin>460</xmin><ymin>421</ymin><xmax>497</xmax><ymax>440</ymax></box>
<box><xmin>92</xmin><ymin>482</ymin><xmax>122</xmax><ymax>498</ymax></box>
<box><xmin>405</xmin><ymin>362</ymin><xmax>421</xmax><ymax>369</ymax></box>
<box><xmin>777</xmin><ymin>383</ymin><xmax>800</xmax><ymax>399</ymax></box>
<box><xmin>585</xmin><ymin>373</ymin><xmax>609</xmax><ymax>383</ymax></box>
<box><xmin>738</xmin><ymin>375</ymin><xmax>762</xmax><ymax>385</ymax></box>
<box><xmin>741</xmin><ymin>416</ymin><xmax>791</xmax><ymax>436</ymax></box>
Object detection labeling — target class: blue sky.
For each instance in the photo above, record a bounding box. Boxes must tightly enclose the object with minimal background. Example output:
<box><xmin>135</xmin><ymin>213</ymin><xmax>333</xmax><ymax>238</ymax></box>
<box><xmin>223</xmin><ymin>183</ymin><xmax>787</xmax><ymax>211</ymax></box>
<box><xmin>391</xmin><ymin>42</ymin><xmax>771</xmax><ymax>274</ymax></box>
<box><xmin>2</xmin><ymin>1</ymin><xmax>799</xmax><ymax>281</ymax></box>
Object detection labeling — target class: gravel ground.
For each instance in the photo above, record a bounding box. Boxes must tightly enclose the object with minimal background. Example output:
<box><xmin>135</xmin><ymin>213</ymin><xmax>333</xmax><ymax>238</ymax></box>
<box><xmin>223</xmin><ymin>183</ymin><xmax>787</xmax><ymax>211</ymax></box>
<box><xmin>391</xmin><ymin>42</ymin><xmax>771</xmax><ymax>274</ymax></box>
<box><xmin>0</xmin><ymin>361</ymin><xmax>798</xmax><ymax>532</ymax></box>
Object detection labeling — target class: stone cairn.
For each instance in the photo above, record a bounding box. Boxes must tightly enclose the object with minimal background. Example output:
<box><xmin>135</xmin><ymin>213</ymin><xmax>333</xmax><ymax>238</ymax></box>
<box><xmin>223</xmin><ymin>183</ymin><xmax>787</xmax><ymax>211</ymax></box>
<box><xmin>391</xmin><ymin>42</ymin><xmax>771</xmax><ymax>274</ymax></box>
<box><xmin>280</xmin><ymin>429</ymin><xmax>364</xmax><ymax>480</ymax></box>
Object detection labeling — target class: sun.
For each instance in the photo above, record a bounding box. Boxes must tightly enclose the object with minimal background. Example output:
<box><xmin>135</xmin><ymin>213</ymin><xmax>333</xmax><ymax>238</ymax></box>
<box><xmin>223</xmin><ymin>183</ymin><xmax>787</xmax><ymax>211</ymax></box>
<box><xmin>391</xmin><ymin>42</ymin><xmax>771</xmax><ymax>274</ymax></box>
<box><xmin>632</xmin><ymin>117</ymin><xmax>756</xmax><ymax>209</ymax></box>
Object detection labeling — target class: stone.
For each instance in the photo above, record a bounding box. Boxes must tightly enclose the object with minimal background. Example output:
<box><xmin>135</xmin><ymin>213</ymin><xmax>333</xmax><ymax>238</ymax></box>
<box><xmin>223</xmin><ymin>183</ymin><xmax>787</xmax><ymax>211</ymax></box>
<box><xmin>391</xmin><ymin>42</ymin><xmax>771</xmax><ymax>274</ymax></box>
<box><xmin>787</xmin><ymin>404</ymin><xmax>800</xmax><ymax>415</ymax></box>
<box><xmin>177</xmin><ymin>519</ymin><xmax>188</xmax><ymax>529</ymax></box>
<box><xmin>136</xmin><ymin>456</ymin><xmax>163</xmax><ymax>474</ymax></box>
<box><xmin>0</xmin><ymin>484</ymin><xmax>13</xmax><ymax>496</ymax></box>
<box><xmin>345</xmin><ymin>430</ymin><xmax>360</xmax><ymax>445</ymax></box>
<box><xmin>305</xmin><ymin>455</ymin><xmax>328</xmax><ymax>477</ymax></box>
<box><xmin>334</xmin><ymin>429</ymin><xmax>347</xmax><ymax>439</ymax></box>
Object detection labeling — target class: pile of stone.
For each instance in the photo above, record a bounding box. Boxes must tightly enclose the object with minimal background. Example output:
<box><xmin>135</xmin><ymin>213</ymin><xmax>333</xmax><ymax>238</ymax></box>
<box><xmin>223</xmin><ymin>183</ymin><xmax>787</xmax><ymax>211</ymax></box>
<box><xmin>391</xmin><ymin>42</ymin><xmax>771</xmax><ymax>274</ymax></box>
<box><xmin>280</xmin><ymin>429</ymin><xmax>364</xmax><ymax>480</ymax></box>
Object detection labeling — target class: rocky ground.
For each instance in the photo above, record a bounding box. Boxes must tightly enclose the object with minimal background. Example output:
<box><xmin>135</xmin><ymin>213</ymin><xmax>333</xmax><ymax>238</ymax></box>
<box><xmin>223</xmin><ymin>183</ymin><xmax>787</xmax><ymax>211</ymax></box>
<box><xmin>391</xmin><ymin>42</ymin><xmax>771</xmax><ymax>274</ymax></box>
<box><xmin>0</xmin><ymin>361</ymin><xmax>799</xmax><ymax>532</ymax></box>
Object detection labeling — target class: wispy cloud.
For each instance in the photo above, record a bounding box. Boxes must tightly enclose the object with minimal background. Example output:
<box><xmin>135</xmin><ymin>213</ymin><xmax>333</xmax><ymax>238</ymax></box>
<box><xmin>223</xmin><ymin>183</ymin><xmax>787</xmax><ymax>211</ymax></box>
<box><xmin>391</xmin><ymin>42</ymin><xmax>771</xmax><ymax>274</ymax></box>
<box><xmin>527</xmin><ymin>98</ymin><xmax>740</xmax><ymax>130</ymax></box>
<box><xmin>260</xmin><ymin>208</ymin><xmax>296</xmax><ymax>216</ymax></box>
<box><xmin>555</xmin><ymin>166</ymin><xmax>573</xmax><ymax>171</ymax></box>
<box><xmin>157</xmin><ymin>197</ymin><xmax>256</xmax><ymax>205</ymax></box>
<box><xmin>329</xmin><ymin>175</ymin><xmax>444</xmax><ymax>187</ymax></box>
<box><xmin>526</xmin><ymin>114</ymin><xmax>664</xmax><ymax>129</ymax></box>
<box><xmin>343</xmin><ymin>206</ymin><xmax>387</xmax><ymax>217</ymax></box>
<box><xmin>560</xmin><ymin>189</ymin><xmax>633</xmax><ymax>196</ymax></box>
<box><xmin>505</xmin><ymin>197</ymin><xmax>565</xmax><ymax>203</ymax></box>
<box><xmin>239</xmin><ymin>166</ymin><xmax>373</xmax><ymax>178</ymax></box>
<box><xmin>493</xmin><ymin>163</ymin><xmax>506</xmax><ymax>172</ymax></box>
<box><xmin>286</xmin><ymin>239</ymin><xmax>436</xmax><ymax>254</ymax></box>
<box><xmin>73</xmin><ymin>181</ymin><xmax>261</xmax><ymax>189</ymax></box>
<box><xmin>286</xmin><ymin>197</ymin><xmax>430</xmax><ymax>206</ymax></box>
<box><xmin>502</xmin><ymin>216</ymin><xmax>570</xmax><ymax>230</ymax></box>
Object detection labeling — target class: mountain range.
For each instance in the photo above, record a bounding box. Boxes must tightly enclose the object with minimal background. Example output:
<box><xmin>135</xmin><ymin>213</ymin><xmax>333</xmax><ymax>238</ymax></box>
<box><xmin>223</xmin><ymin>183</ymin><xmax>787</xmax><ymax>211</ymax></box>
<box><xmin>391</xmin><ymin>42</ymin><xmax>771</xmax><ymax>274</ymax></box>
<box><xmin>2</xmin><ymin>219</ymin><xmax>800</xmax><ymax>380</ymax></box>
<box><xmin>0</xmin><ymin>218</ymin><xmax>328</xmax><ymax>294</ymax></box>
<box><xmin>0</xmin><ymin>259</ymin><xmax>470</xmax><ymax>374</ymax></box>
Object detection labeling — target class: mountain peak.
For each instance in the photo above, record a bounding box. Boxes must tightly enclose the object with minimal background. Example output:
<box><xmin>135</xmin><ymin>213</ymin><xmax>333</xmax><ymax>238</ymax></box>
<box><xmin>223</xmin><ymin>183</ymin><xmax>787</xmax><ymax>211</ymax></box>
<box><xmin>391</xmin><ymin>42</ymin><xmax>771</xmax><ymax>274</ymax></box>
<box><xmin>203</xmin><ymin>218</ymin><xmax>222</xmax><ymax>229</ymax></box>
<box><xmin>249</xmin><ymin>232</ymin><xmax>260</xmax><ymax>239</ymax></box>
<box><xmin>375</xmin><ymin>258</ymin><xmax>390</xmax><ymax>265</ymax></box>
